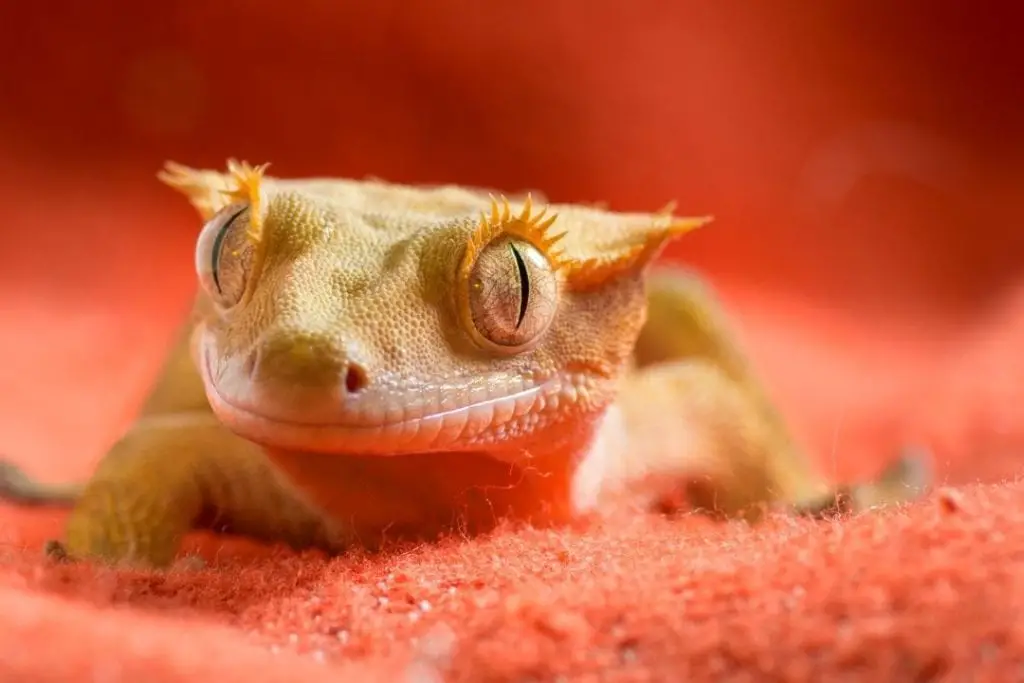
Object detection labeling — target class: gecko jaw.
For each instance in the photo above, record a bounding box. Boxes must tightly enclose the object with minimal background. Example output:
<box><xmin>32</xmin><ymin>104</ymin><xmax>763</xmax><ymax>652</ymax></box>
<box><xmin>198</xmin><ymin>338</ymin><xmax>596</xmax><ymax>456</ymax></box>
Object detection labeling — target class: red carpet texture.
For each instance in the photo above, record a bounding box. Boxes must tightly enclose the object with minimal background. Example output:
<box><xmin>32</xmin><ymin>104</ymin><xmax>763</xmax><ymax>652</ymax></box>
<box><xmin>1</xmin><ymin>3</ymin><xmax>1023</xmax><ymax>681</ymax></box>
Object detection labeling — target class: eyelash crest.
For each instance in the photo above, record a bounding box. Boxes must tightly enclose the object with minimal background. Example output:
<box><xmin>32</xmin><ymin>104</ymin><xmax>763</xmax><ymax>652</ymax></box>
<box><xmin>459</xmin><ymin>194</ymin><xmax>567</xmax><ymax>285</ymax></box>
<box><xmin>217</xmin><ymin>159</ymin><xmax>269</xmax><ymax>246</ymax></box>
<box><xmin>558</xmin><ymin>207</ymin><xmax>711</xmax><ymax>291</ymax></box>
<box><xmin>459</xmin><ymin>195</ymin><xmax>712</xmax><ymax>292</ymax></box>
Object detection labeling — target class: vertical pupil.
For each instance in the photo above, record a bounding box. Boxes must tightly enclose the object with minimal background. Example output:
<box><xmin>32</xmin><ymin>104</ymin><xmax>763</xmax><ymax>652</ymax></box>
<box><xmin>509</xmin><ymin>242</ymin><xmax>530</xmax><ymax>329</ymax></box>
<box><xmin>211</xmin><ymin>207</ymin><xmax>246</xmax><ymax>294</ymax></box>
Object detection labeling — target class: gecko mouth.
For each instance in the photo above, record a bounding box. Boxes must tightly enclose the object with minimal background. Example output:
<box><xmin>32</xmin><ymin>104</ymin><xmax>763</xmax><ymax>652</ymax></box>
<box><xmin>198</xmin><ymin>338</ymin><xmax>586</xmax><ymax>455</ymax></box>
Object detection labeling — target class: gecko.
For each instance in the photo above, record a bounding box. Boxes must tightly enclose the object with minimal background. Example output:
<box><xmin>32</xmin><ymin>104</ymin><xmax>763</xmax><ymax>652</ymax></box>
<box><xmin>0</xmin><ymin>160</ymin><xmax>931</xmax><ymax>569</ymax></box>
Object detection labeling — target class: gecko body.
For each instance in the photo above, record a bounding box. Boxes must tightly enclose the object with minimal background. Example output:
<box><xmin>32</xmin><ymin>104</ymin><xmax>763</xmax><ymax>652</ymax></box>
<box><xmin>0</xmin><ymin>161</ymin><xmax>930</xmax><ymax>568</ymax></box>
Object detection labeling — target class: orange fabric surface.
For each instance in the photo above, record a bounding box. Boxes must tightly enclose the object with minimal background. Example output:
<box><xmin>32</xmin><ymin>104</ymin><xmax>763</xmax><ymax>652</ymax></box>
<box><xmin>1</xmin><ymin>2</ymin><xmax>1023</xmax><ymax>681</ymax></box>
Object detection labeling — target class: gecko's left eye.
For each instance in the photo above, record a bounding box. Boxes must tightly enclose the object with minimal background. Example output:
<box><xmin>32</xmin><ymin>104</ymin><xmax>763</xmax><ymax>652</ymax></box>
<box><xmin>464</xmin><ymin>235</ymin><xmax>558</xmax><ymax>353</ymax></box>
<box><xmin>195</xmin><ymin>202</ymin><xmax>256</xmax><ymax>308</ymax></box>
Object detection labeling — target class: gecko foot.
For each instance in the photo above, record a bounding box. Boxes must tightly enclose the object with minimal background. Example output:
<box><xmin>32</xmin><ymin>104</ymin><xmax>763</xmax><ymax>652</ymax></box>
<box><xmin>791</xmin><ymin>445</ymin><xmax>935</xmax><ymax>518</ymax></box>
<box><xmin>43</xmin><ymin>539</ymin><xmax>207</xmax><ymax>571</ymax></box>
<box><xmin>43</xmin><ymin>539</ymin><xmax>75</xmax><ymax>564</ymax></box>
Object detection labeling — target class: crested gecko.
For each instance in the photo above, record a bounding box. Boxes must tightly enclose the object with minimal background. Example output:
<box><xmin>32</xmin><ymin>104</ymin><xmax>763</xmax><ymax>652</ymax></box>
<box><xmin>0</xmin><ymin>160</ymin><xmax>931</xmax><ymax>568</ymax></box>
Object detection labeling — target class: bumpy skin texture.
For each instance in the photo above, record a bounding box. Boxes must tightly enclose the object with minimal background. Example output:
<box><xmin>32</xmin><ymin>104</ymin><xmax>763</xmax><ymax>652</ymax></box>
<box><xmin>0</xmin><ymin>161</ymin><xmax>930</xmax><ymax>568</ymax></box>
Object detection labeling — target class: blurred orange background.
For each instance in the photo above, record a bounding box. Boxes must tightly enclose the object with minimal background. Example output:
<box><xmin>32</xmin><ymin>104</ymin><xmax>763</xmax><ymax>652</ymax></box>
<box><xmin>0</xmin><ymin>1</ymin><xmax>1021</xmax><ymax>489</ymax></box>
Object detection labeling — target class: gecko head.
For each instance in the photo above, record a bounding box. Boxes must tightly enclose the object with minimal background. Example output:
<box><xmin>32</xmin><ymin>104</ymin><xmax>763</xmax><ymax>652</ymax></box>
<box><xmin>159</xmin><ymin>160</ymin><xmax>709</xmax><ymax>460</ymax></box>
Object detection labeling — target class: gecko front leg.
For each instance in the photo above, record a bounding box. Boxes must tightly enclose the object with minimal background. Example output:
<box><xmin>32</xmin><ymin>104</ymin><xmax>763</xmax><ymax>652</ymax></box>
<box><xmin>19</xmin><ymin>413</ymin><xmax>347</xmax><ymax>569</ymax></box>
<box><xmin>610</xmin><ymin>266</ymin><xmax>931</xmax><ymax>519</ymax></box>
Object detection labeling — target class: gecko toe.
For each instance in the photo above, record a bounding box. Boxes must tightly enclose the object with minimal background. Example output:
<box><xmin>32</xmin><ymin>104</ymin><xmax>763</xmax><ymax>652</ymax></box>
<box><xmin>882</xmin><ymin>445</ymin><xmax>934</xmax><ymax>496</ymax></box>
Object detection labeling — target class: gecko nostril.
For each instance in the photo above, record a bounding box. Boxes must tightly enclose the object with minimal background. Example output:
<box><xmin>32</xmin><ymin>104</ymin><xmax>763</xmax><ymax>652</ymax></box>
<box><xmin>344</xmin><ymin>363</ymin><xmax>369</xmax><ymax>394</ymax></box>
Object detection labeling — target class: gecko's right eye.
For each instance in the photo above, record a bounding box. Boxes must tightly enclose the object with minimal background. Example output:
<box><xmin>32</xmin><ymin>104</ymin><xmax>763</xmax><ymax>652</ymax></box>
<box><xmin>195</xmin><ymin>202</ymin><xmax>256</xmax><ymax>308</ymax></box>
<box><xmin>462</xmin><ymin>235</ymin><xmax>559</xmax><ymax>354</ymax></box>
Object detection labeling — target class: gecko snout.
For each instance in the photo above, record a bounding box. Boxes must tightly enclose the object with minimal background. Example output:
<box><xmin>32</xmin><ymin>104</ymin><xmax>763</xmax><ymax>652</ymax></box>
<box><xmin>251</xmin><ymin>331</ymin><xmax>370</xmax><ymax>394</ymax></box>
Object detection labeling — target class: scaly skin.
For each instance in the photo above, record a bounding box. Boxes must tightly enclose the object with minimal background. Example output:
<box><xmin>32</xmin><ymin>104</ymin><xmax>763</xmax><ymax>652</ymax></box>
<box><xmin>0</xmin><ymin>160</ymin><xmax>931</xmax><ymax>568</ymax></box>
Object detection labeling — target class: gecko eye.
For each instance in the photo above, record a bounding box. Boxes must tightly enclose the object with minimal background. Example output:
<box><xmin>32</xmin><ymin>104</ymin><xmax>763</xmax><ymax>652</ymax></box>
<box><xmin>464</xmin><ymin>235</ymin><xmax>559</xmax><ymax>352</ymax></box>
<box><xmin>195</xmin><ymin>202</ymin><xmax>256</xmax><ymax>308</ymax></box>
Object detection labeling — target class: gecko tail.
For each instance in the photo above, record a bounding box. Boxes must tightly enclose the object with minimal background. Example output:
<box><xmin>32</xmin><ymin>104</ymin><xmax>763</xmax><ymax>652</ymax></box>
<box><xmin>0</xmin><ymin>460</ymin><xmax>82</xmax><ymax>507</ymax></box>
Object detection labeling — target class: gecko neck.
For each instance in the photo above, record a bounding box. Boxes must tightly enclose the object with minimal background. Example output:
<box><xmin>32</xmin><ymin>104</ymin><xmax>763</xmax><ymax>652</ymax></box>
<box><xmin>263</xmin><ymin>442</ymin><xmax>596</xmax><ymax>545</ymax></box>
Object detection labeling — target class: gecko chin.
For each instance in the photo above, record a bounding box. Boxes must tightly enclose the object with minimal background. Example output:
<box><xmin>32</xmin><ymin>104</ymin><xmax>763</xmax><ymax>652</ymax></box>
<box><xmin>198</xmin><ymin>339</ymin><xmax>597</xmax><ymax>456</ymax></box>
